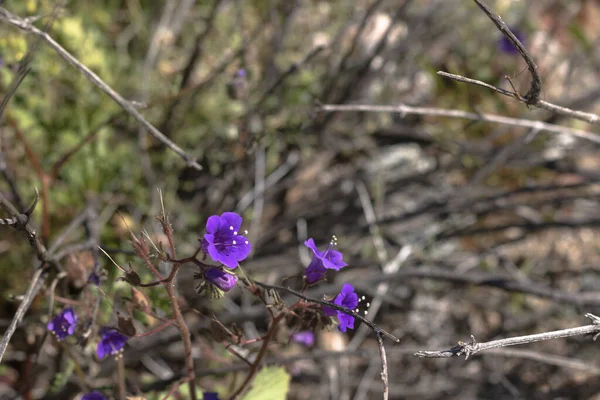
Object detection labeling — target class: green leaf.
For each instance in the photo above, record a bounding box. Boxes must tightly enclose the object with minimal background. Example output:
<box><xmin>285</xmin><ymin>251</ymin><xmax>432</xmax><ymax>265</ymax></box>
<box><xmin>242</xmin><ymin>366</ymin><xmax>290</xmax><ymax>400</ymax></box>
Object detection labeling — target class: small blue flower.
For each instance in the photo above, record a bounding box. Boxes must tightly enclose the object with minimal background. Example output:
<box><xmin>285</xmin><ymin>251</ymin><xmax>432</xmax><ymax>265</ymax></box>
<box><xmin>201</xmin><ymin>212</ymin><xmax>251</xmax><ymax>269</ymax></box>
<box><xmin>81</xmin><ymin>391</ymin><xmax>107</xmax><ymax>400</ymax></box>
<box><xmin>97</xmin><ymin>328</ymin><xmax>129</xmax><ymax>359</ymax></box>
<box><xmin>204</xmin><ymin>267</ymin><xmax>238</xmax><ymax>292</ymax></box>
<box><xmin>48</xmin><ymin>307</ymin><xmax>77</xmax><ymax>340</ymax></box>
<box><xmin>323</xmin><ymin>284</ymin><xmax>358</xmax><ymax>332</ymax></box>
<box><xmin>203</xmin><ymin>392</ymin><xmax>220</xmax><ymax>400</ymax></box>
<box><xmin>303</xmin><ymin>237</ymin><xmax>347</xmax><ymax>284</ymax></box>
<box><xmin>291</xmin><ymin>331</ymin><xmax>315</xmax><ymax>347</ymax></box>
<box><xmin>498</xmin><ymin>28</ymin><xmax>525</xmax><ymax>55</ymax></box>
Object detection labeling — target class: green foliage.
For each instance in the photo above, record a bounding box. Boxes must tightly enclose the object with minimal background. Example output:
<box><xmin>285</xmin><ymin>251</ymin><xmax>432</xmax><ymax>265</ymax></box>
<box><xmin>242</xmin><ymin>366</ymin><xmax>291</xmax><ymax>400</ymax></box>
<box><xmin>49</xmin><ymin>358</ymin><xmax>74</xmax><ymax>394</ymax></box>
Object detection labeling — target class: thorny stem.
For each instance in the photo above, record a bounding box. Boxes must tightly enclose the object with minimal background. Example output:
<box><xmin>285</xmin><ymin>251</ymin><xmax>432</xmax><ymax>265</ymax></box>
<box><xmin>158</xmin><ymin>212</ymin><xmax>198</xmax><ymax>400</ymax></box>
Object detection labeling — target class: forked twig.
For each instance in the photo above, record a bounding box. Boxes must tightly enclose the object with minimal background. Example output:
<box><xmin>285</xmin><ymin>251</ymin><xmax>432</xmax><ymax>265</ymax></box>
<box><xmin>437</xmin><ymin>0</ymin><xmax>600</xmax><ymax>125</ymax></box>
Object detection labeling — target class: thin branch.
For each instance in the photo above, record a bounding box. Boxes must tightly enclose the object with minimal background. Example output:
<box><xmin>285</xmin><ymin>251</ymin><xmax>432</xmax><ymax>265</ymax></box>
<box><xmin>415</xmin><ymin>313</ymin><xmax>600</xmax><ymax>359</ymax></box>
<box><xmin>254</xmin><ymin>281</ymin><xmax>400</xmax><ymax>343</ymax></box>
<box><xmin>0</xmin><ymin>7</ymin><xmax>202</xmax><ymax>169</ymax></box>
<box><xmin>0</xmin><ymin>266</ymin><xmax>46</xmax><ymax>363</ymax></box>
<box><xmin>318</xmin><ymin>102</ymin><xmax>600</xmax><ymax>144</ymax></box>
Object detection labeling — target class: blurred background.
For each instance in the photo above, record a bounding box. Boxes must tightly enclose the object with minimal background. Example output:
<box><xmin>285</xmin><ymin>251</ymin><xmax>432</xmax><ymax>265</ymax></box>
<box><xmin>2</xmin><ymin>0</ymin><xmax>600</xmax><ymax>399</ymax></box>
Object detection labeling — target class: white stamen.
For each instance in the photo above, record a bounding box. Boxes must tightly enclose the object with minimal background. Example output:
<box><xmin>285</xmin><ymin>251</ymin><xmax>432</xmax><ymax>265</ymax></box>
<box><xmin>234</xmin><ymin>231</ymin><xmax>238</xmax><ymax>235</ymax></box>
<box><xmin>245</xmin><ymin>240</ymin><xmax>249</xmax><ymax>244</ymax></box>
<box><xmin>366</xmin><ymin>302</ymin><xmax>371</xmax><ymax>307</ymax></box>
<box><xmin>361</xmin><ymin>296</ymin><xmax>366</xmax><ymax>300</ymax></box>
<box><xmin>230</xmin><ymin>226</ymin><xmax>234</xmax><ymax>230</ymax></box>
<box><xmin>244</xmin><ymin>229</ymin><xmax>248</xmax><ymax>234</ymax></box>
<box><xmin>364</xmin><ymin>311</ymin><xmax>368</xmax><ymax>315</ymax></box>
<box><xmin>232</xmin><ymin>240</ymin><xmax>237</xmax><ymax>245</ymax></box>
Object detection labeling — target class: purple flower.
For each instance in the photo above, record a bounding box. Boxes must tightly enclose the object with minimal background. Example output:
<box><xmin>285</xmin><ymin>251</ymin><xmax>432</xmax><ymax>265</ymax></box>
<box><xmin>303</xmin><ymin>237</ymin><xmax>347</xmax><ymax>284</ymax></box>
<box><xmin>201</xmin><ymin>212</ymin><xmax>251</xmax><ymax>269</ymax></box>
<box><xmin>81</xmin><ymin>392</ymin><xmax>107</xmax><ymax>400</ymax></box>
<box><xmin>204</xmin><ymin>267</ymin><xmax>238</xmax><ymax>292</ymax></box>
<box><xmin>291</xmin><ymin>331</ymin><xmax>315</xmax><ymax>347</ymax></box>
<box><xmin>97</xmin><ymin>328</ymin><xmax>129</xmax><ymax>359</ymax></box>
<box><xmin>48</xmin><ymin>307</ymin><xmax>78</xmax><ymax>340</ymax></box>
<box><xmin>203</xmin><ymin>393</ymin><xmax>220</xmax><ymax>400</ymax></box>
<box><xmin>498</xmin><ymin>28</ymin><xmax>525</xmax><ymax>55</ymax></box>
<box><xmin>323</xmin><ymin>284</ymin><xmax>358</xmax><ymax>332</ymax></box>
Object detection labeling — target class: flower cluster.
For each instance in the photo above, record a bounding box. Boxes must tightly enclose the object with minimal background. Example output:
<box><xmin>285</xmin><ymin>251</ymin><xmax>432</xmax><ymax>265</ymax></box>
<box><xmin>47</xmin><ymin>308</ymin><xmax>129</xmax><ymax>360</ymax></box>
<box><xmin>299</xmin><ymin>236</ymin><xmax>359</xmax><ymax>333</ymax></box>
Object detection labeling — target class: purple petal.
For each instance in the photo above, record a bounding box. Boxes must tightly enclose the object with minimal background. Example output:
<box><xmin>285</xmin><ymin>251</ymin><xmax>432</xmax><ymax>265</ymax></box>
<box><xmin>218</xmin><ymin>251</ymin><xmax>239</xmax><ymax>269</ymax></box>
<box><xmin>63</xmin><ymin>308</ymin><xmax>77</xmax><ymax>324</ymax></box>
<box><xmin>201</xmin><ymin>236</ymin><xmax>212</xmax><ymax>254</ymax></box>
<box><xmin>205</xmin><ymin>267</ymin><xmax>238</xmax><ymax>291</ymax></box>
<box><xmin>322</xmin><ymin>306</ymin><xmax>336</xmax><ymax>317</ymax></box>
<box><xmin>327</xmin><ymin>249</ymin><xmax>346</xmax><ymax>266</ymax></box>
<box><xmin>304</xmin><ymin>238</ymin><xmax>323</xmax><ymax>258</ymax></box>
<box><xmin>338</xmin><ymin>313</ymin><xmax>355</xmax><ymax>332</ymax></box>
<box><xmin>336</xmin><ymin>284</ymin><xmax>358</xmax><ymax>309</ymax></box>
<box><xmin>231</xmin><ymin>235</ymin><xmax>251</xmax><ymax>261</ymax></box>
<box><xmin>322</xmin><ymin>256</ymin><xmax>346</xmax><ymax>271</ymax></box>
<box><xmin>205</xmin><ymin>215</ymin><xmax>222</xmax><ymax>234</ymax></box>
<box><xmin>96</xmin><ymin>341</ymin><xmax>110</xmax><ymax>359</ymax></box>
<box><xmin>221</xmin><ymin>212</ymin><xmax>243</xmax><ymax>233</ymax></box>
<box><xmin>81</xmin><ymin>392</ymin><xmax>108</xmax><ymax>400</ymax></box>
<box><xmin>206</xmin><ymin>241</ymin><xmax>225</xmax><ymax>266</ymax></box>
<box><xmin>304</xmin><ymin>258</ymin><xmax>326</xmax><ymax>284</ymax></box>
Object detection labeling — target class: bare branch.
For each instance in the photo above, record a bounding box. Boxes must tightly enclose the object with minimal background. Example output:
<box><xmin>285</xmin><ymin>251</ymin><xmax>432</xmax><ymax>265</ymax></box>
<box><xmin>318</xmin><ymin>102</ymin><xmax>600</xmax><ymax>144</ymax></box>
<box><xmin>415</xmin><ymin>313</ymin><xmax>600</xmax><ymax>359</ymax></box>
<box><xmin>376</xmin><ymin>331</ymin><xmax>389</xmax><ymax>400</ymax></box>
<box><xmin>0</xmin><ymin>7</ymin><xmax>202</xmax><ymax>170</ymax></box>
